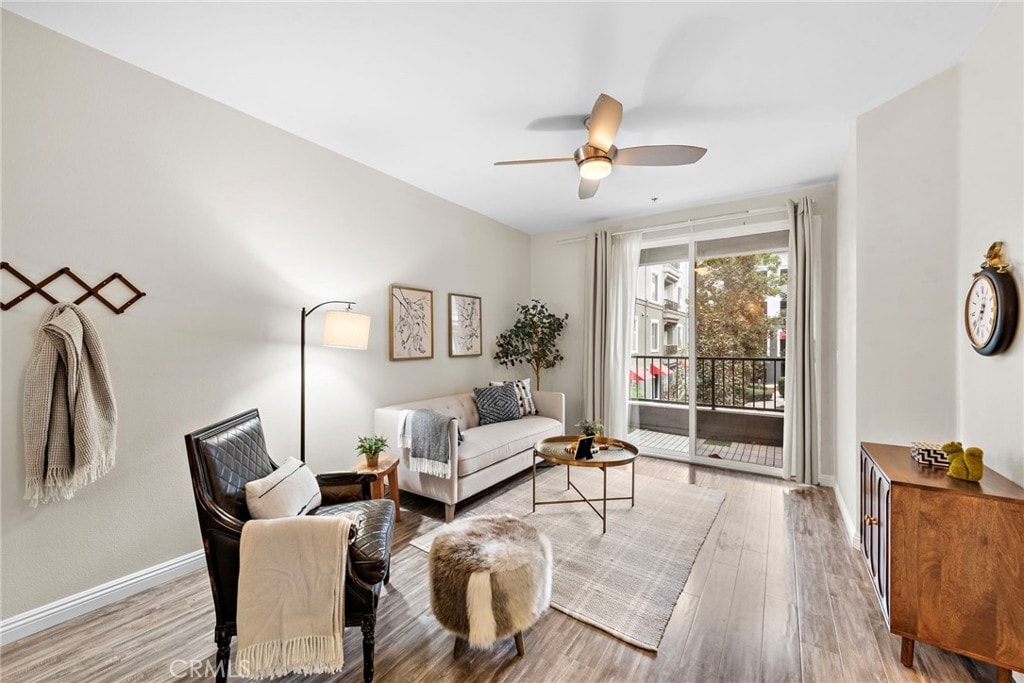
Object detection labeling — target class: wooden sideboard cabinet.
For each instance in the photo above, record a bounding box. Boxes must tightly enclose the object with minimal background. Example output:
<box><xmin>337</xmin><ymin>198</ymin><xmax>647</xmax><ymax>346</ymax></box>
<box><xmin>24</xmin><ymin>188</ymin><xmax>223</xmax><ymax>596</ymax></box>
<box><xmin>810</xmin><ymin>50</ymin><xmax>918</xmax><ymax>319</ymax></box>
<box><xmin>860</xmin><ymin>442</ymin><xmax>1024</xmax><ymax>682</ymax></box>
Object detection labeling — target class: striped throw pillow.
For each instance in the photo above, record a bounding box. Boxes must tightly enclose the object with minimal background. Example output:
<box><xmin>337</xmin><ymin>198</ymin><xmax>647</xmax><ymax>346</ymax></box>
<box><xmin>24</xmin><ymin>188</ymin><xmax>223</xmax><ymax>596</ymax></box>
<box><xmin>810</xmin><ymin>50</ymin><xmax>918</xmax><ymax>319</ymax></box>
<box><xmin>489</xmin><ymin>378</ymin><xmax>537</xmax><ymax>416</ymax></box>
<box><xmin>245</xmin><ymin>457</ymin><xmax>322</xmax><ymax>519</ymax></box>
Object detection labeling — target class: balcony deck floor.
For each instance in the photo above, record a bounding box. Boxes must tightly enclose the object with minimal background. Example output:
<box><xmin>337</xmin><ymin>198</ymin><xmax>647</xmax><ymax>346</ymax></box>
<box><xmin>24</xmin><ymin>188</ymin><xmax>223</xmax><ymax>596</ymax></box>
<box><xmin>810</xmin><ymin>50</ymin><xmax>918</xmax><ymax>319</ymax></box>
<box><xmin>627</xmin><ymin>428</ymin><xmax>783</xmax><ymax>469</ymax></box>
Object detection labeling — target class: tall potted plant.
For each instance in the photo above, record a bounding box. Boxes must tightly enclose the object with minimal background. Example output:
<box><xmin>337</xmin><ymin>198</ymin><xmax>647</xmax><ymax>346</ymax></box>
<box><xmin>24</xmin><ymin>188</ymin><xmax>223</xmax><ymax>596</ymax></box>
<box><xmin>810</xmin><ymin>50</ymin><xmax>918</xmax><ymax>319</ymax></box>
<box><xmin>493</xmin><ymin>299</ymin><xmax>568</xmax><ymax>390</ymax></box>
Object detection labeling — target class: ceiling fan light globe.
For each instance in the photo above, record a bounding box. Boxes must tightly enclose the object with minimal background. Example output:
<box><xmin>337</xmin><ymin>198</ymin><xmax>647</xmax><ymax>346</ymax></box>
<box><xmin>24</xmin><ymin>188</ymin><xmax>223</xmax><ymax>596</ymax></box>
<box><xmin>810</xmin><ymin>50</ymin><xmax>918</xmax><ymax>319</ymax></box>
<box><xmin>579</xmin><ymin>157</ymin><xmax>612</xmax><ymax>180</ymax></box>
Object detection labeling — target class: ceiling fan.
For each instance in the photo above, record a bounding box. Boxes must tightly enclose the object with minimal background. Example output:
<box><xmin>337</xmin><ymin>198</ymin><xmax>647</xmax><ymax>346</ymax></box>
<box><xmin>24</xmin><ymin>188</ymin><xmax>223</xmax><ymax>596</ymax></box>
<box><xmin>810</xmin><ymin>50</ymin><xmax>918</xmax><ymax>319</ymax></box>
<box><xmin>495</xmin><ymin>93</ymin><xmax>707</xmax><ymax>200</ymax></box>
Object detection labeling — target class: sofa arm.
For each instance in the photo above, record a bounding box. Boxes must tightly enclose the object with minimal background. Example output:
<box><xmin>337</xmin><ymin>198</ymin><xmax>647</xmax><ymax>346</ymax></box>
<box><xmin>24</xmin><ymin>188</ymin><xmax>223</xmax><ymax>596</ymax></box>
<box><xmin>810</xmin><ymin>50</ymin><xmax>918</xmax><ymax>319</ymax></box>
<box><xmin>316</xmin><ymin>471</ymin><xmax>377</xmax><ymax>503</ymax></box>
<box><xmin>375</xmin><ymin>406</ymin><xmax>461</xmax><ymax>483</ymax></box>
<box><xmin>532</xmin><ymin>391</ymin><xmax>565</xmax><ymax>431</ymax></box>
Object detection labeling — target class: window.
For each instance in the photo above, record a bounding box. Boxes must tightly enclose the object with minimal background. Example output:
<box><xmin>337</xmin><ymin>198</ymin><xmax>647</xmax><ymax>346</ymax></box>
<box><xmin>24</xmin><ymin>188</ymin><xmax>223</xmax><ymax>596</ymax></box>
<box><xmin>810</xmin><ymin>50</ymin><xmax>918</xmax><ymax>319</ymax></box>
<box><xmin>650</xmin><ymin>319</ymin><xmax>660</xmax><ymax>352</ymax></box>
<box><xmin>631</xmin><ymin>316</ymin><xmax>639</xmax><ymax>353</ymax></box>
<box><xmin>650</xmin><ymin>273</ymin><xmax>659</xmax><ymax>302</ymax></box>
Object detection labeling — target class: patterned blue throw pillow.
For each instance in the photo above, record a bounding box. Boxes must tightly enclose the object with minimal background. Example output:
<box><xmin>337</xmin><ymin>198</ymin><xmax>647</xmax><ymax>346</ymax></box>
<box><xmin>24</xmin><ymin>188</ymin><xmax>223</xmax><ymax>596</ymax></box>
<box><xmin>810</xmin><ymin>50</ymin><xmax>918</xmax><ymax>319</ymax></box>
<box><xmin>474</xmin><ymin>384</ymin><xmax>521</xmax><ymax>425</ymax></box>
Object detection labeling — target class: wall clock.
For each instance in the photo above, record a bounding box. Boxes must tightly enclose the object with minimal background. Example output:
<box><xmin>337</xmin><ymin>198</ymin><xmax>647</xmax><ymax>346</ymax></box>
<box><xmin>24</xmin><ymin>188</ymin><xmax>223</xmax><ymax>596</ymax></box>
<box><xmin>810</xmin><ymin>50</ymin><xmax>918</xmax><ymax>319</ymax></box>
<box><xmin>964</xmin><ymin>242</ymin><xmax>1018</xmax><ymax>356</ymax></box>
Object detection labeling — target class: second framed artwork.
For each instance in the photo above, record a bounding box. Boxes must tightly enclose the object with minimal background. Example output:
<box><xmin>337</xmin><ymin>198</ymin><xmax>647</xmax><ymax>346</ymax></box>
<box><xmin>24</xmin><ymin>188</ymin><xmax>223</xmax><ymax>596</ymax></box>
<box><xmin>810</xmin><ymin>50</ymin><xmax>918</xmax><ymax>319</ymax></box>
<box><xmin>389</xmin><ymin>285</ymin><xmax>433</xmax><ymax>360</ymax></box>
<box><xmin>448</xmin><ymin>293</ymin><xmax>482</xmax><ymax>357</ymax></box>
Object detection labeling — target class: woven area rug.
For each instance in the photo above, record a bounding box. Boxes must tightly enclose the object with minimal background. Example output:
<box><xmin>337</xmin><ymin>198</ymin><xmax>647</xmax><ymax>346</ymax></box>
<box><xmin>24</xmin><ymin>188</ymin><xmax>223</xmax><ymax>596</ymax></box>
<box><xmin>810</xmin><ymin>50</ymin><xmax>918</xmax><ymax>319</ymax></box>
<box><xmin>411</xmin><ymin>466</ymin><xmax>726</xmax><ymax>651</ymax></box>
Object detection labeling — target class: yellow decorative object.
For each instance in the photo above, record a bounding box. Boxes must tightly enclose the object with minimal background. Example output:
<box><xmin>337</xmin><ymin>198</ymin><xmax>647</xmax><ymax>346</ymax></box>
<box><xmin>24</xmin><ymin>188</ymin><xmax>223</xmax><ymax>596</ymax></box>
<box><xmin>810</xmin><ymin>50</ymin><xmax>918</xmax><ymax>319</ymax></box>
<box><xmin>963</xmin><ymin>447</ymin><xmax>985</xmax><ymax>481</ymax></box>
<box><xmin>942</xmin><ymin>441</ymin><xmax>967</xmax><ymax>480</ymax></box>
<box><xmin>942</xmin><ymin>441</ymin><xmax>984</xmax><ymax>482</ymax></box>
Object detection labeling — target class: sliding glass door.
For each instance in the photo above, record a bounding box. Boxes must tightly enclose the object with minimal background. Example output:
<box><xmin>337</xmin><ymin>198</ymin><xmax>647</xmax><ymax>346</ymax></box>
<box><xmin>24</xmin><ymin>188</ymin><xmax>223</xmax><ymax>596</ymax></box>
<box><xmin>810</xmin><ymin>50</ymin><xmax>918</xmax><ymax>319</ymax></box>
<box><xmin>628</xmin><ymin>224</ymin><xmax>788</xmax><ymax>475</ymax></box>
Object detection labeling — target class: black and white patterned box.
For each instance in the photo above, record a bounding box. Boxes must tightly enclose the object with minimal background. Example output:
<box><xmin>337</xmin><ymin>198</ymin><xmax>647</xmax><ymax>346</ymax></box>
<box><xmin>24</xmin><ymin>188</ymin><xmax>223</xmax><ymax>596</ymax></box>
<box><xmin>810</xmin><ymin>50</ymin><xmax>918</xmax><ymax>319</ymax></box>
<box><xmin>910</xmin><ymin>441</ymin><xmax>950</xmax><ymax>469</ymax></box>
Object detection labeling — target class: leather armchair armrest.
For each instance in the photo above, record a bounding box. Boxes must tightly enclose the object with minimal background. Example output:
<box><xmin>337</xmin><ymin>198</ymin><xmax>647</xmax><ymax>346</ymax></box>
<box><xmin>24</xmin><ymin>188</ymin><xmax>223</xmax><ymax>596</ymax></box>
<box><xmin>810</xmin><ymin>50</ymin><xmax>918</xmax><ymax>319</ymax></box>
<box><xmin>317</xmin><ymin>471</ymin><xmax>378</xmax><ymax>502</ymax></box>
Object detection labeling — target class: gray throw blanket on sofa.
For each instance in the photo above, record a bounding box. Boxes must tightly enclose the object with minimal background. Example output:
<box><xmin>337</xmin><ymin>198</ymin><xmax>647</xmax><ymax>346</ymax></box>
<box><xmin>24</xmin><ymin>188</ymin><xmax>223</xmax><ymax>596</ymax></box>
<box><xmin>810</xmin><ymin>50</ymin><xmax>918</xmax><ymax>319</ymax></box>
<box><xmin>402</xmin><ymin>409</ymin><xmax>454</xmax><ymax>479</ymax></box>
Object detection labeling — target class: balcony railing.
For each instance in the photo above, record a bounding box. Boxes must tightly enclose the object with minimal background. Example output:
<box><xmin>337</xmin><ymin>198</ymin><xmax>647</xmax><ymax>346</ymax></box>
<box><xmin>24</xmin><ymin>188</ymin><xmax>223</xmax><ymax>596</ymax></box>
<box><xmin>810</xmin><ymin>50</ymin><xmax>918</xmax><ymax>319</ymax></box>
<box><xmin>629</xmin><ymin>354</ymin><xmax>785</xmax><ymax>412</ymax></box>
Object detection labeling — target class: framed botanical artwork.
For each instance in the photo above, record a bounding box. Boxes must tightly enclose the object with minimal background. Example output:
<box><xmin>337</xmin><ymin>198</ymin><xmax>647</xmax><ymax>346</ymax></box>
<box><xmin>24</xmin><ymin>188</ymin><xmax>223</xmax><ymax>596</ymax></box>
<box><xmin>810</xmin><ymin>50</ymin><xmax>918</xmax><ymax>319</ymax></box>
<box><xmin>389</xmin><ymin>285</ymin><xmax>434</xmax><ymax>361</ymax></box>
<box><xmin>448</xmin><ymin>293</ymin><xmax>482</xmax><ymax>357</ymax></box>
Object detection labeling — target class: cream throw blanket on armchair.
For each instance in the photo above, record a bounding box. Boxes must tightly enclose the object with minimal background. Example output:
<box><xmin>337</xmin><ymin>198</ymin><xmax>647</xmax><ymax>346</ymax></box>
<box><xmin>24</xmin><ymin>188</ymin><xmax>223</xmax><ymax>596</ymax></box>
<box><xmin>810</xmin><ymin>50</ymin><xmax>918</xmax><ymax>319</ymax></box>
<box><xmin>23</xmin><ymin>303</ymin><xmax>117</xmax><ymax>507</ymax></box>
<box><xmin>237</xmin><ymin>515</ymin><xmax>353</xmax><ymax>677</ymax></box>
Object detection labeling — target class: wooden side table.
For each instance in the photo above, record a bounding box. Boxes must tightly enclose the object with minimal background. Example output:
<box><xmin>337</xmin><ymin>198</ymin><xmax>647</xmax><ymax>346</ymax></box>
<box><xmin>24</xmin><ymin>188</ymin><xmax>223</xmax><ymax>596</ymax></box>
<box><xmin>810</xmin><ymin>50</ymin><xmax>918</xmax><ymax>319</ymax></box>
<box><xmin>355</xmin><ymin>452</ymin><xmax>401</xmax><ymax>521</ymax></box>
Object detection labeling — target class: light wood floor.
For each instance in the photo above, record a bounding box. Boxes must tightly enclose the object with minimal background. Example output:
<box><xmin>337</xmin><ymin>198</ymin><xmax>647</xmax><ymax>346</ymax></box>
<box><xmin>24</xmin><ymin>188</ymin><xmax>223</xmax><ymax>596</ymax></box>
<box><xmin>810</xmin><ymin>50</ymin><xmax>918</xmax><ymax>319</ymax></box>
<box><xmin>0</xmin><ymin>458</ymin><xmax>996</xmax><ymax>682</ymax></box>
<box><xmin>629</xmin><ymin>429</ymin><xmax>783</xmax><ymax>468</ymax></box>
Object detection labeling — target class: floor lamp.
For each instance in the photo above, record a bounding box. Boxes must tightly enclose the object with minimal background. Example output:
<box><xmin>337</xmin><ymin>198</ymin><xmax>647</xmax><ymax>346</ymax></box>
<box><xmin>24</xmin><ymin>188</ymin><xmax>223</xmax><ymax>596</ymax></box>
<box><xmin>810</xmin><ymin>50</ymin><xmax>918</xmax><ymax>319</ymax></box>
<box><xmin>301</xmin><ymin>300</ymin><xmax>371</xmax><ymax>462</ymax></box>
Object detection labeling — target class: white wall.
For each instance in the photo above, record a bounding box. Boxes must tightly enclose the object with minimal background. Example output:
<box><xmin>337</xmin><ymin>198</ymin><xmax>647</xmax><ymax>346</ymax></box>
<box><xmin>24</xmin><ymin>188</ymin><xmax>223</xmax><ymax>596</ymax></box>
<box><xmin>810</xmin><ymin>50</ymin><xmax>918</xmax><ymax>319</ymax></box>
<box><xmin>1</xmin><ymin>13</ymin><xmax>530</xmax><ymax>619</ymax></box>
<box><xmin>834</xmin><ymin>127</ymin><xmax>858</xmax><ymax>525</ymax></box>
<box><xmin>531</xmin><ymin>184</ymin><xmax>838</xmax><ymax>480</ymax></box>
<box><xmin>957</xmin><ymin>0</ymin><xmax>1024</xmax><ymax>485</ymax></box>
<box><xmin>855</xmin><ymin>68</ymin><xmax>961</xmax><ymax>444</ymax></box>
<box><xmin>834</xmin><ymin>2</ymin><xmax>1024</xmax><ymax>538</ymax></box>
<box><xmin>832</xmin><ymin>69</ymin><xmax>961</xmax><ymax>536</ymax></box>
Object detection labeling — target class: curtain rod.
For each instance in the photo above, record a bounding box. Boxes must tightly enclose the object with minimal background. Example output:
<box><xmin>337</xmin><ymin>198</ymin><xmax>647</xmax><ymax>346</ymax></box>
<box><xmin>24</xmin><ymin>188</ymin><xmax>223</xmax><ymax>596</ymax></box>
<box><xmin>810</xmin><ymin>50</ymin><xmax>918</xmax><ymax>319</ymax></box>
<box><xmin>556</xmin><ymin>205</ymin><xmax>790</xmax><ymax>245</ymax></box>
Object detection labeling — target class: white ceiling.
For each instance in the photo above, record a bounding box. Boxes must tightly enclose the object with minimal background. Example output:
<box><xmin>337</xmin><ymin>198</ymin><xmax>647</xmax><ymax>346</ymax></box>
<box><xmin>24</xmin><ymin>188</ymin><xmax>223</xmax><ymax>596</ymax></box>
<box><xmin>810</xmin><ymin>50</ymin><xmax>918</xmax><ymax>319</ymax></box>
<box><xmin>4</xmin><ymin>2</ymin><xmax>997</xmax><ymax>234</ymax></box>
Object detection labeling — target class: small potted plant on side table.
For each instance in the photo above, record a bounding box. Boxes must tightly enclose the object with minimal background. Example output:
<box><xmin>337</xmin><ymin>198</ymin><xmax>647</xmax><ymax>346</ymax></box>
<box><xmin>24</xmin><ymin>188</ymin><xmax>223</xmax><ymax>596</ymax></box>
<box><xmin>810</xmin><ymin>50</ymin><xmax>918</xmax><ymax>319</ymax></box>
<box><xmin>356</xmin><ymin>434</ymin><xmax>389</xmax><ymax>469</ymax></box>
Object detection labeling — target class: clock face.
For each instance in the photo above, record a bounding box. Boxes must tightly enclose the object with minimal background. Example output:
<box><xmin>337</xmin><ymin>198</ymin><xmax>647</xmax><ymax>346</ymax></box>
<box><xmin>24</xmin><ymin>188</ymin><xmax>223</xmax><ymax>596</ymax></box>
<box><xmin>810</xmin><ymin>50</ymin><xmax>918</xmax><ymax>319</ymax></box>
<box><xmin>966</xmin><ymin>276</ymin><xmax>997</xmax><ymax>348</ymax></box>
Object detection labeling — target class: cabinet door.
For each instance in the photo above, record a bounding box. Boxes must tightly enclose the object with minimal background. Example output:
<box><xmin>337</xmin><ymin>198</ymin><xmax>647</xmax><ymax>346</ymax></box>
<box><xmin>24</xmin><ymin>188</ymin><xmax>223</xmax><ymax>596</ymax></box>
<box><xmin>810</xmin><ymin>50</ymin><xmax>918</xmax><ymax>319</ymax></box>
<box><xmin>861</xmin><ymin>448</ymin><xmax>890</xmax><ymax>621</ymax></box>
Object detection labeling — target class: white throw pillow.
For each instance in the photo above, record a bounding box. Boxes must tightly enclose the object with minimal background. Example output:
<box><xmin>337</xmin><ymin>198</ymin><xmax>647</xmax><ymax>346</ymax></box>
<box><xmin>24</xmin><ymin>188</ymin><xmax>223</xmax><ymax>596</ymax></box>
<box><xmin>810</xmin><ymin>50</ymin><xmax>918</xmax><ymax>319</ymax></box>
<box><xmin>245</xmin><ymin>457</ymin><xmax>321</xmax><ymax>519</ymax></box>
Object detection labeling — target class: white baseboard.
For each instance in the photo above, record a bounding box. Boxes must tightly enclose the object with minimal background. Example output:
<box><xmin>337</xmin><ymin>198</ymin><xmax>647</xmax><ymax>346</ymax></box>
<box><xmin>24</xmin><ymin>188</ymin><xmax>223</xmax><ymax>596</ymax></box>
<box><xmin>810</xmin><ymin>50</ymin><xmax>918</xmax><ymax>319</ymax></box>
<box><xmin>831</xmin><ymin>483</ymin><xmax>860</xmax><ymax>546</ymax></box>
<box><xmin>0</xmin><ymin>550</ymin><xmax>205</xmax><ymax>646</ymax></box>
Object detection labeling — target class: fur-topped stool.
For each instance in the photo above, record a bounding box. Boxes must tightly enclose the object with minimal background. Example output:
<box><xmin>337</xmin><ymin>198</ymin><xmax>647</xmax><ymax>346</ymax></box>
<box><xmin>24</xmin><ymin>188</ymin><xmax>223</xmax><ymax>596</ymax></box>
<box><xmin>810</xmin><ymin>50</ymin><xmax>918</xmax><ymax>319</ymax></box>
<box><xmin>429</xmin><ymin>514</ymin><xmax>552</xmax><ymax>658</ymax></box>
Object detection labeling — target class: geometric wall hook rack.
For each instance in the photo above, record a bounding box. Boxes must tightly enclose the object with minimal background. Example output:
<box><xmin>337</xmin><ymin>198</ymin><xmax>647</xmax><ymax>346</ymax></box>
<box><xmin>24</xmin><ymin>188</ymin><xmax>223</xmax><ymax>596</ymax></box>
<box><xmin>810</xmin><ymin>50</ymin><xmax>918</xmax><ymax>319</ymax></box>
<box><xmin>1</xmin><ymin>261</ymin><xmax>146</xmax><ymax>314</ymax></box>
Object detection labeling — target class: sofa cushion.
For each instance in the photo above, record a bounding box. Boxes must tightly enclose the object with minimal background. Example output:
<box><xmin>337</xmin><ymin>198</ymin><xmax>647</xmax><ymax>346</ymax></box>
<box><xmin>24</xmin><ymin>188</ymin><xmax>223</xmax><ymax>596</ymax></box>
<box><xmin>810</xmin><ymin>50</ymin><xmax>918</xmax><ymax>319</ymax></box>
<box><xmin>458</xmin><ymin>415</ymin><xmax>563</xmax><ymax>477</ymax></box>
<box><xmin>474</xmin><ymin>384</ymin><xmax>521</xmax><ymax>425</ymax></box>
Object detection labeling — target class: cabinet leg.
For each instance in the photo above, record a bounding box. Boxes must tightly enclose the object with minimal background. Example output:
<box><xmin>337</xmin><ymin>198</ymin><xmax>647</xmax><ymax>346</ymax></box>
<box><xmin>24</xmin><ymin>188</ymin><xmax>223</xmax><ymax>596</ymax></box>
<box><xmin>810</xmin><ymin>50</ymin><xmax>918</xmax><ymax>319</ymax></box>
<box><xmin>900</xmin><ymin>637</ymin><xmax>915</xmax><ymax>668</ymax></box>
<box><xmin>996</xmin><ymin>667</ymin><xmax>1012</xmax><ymax>683</ymax></box>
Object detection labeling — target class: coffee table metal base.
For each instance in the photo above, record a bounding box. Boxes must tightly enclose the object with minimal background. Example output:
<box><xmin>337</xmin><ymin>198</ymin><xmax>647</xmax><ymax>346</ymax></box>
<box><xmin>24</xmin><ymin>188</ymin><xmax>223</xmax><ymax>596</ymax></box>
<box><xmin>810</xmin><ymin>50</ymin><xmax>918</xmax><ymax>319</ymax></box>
<box><xmin>531</xmin><ymin>458</ymin><xmax>635</xmax><ymax>534</ymax></box>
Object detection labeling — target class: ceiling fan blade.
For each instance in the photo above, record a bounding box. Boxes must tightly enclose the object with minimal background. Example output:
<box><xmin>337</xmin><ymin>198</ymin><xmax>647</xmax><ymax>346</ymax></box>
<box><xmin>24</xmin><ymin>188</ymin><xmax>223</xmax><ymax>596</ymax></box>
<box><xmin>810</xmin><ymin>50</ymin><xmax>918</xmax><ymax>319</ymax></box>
<box><xmin>587</xmin><ymin>94</ymin><xmax>623</xmax><ymax>152</ymax></box>
<box><xmin>615</xmin><ymin>145</ymin><xmax>707</xmax><ymax>166</ymax></box>
<box><xmin>578</xmin><ymin>178</ymin><xmax>600</xmax><ymax>200</ymax></box>
<box><xmin>526</xmin><ymin>115</ymin><xmax>587</xmax><ymax>132</ymax></box>
<box><xmin>494</xmin><ymin>156</ymin><xmax>574</xmax><ymax>166</ymax></box>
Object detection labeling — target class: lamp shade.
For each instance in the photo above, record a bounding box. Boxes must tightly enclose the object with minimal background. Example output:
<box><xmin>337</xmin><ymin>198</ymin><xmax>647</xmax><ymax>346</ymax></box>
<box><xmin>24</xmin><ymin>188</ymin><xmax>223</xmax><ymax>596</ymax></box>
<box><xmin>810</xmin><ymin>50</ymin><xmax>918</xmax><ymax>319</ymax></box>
<box><xmin>322</xmin><ymin>310</ymin><xmax>371</xmax><ymax>350</ymax></box>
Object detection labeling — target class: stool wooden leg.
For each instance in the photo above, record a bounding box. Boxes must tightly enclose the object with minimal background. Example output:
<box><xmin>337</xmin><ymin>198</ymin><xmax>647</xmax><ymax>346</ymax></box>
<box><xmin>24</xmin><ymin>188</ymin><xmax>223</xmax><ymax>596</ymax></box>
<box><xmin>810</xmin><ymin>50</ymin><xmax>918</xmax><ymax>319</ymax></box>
<box><xmin>514</xmin><ymin>632</ymin><xmax>525</xmax><ymax>657</ymax></box>
<box><xmin>996</xmin><ymin>668</ymin><xmax>1012</xmax><ymax>683</ymax></box>
<box><xmin>453</xmin><ymin>636</ymin><xmax>466</xmax><ymax>660</ymax></box>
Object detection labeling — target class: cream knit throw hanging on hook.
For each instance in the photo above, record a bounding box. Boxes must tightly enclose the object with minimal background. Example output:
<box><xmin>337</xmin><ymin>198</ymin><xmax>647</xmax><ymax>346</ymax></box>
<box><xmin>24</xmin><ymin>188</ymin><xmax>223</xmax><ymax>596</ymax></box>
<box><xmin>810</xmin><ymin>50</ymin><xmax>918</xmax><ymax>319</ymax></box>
<box><xmin>23</xmin><ymin>303</ymin><xmax>117</xmax><ymax>506</ymax></box>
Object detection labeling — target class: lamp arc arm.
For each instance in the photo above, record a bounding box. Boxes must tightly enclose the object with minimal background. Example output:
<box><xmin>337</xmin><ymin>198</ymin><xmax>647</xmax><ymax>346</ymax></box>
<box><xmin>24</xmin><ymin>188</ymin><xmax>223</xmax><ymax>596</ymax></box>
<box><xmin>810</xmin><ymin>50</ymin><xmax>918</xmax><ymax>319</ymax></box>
<box><xmin>304</xmin><ymin>300</ymin><xmax>357</xmax><ymax>317</ymax></box>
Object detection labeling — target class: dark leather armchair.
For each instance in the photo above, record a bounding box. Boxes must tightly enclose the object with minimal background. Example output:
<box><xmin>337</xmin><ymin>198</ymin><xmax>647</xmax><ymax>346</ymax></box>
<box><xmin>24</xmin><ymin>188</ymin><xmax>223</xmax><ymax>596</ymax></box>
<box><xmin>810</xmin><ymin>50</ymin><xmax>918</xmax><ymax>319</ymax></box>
<box><xmin>185</xmin><ymin>409</ymin><xmax>394</xmax><ymax>683</ymax></box>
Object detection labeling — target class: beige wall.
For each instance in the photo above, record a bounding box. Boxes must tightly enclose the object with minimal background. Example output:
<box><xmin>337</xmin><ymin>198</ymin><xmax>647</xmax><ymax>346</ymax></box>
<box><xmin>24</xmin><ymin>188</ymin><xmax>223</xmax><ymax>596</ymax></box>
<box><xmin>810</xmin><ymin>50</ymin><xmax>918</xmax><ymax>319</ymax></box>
<box><xmin>530</xmin><ymin>184</ymin><xmax>838</xmax><ymax>480</ymax></box>
<box><xmin>834</xmin><ymin>1</ymin><xmax>1024</xmax><ymax>537</ymax></box>
<box><xmin>1</xmin><ymin>13</ymin><xmax>530</xmax><ymax>619</ymax></box>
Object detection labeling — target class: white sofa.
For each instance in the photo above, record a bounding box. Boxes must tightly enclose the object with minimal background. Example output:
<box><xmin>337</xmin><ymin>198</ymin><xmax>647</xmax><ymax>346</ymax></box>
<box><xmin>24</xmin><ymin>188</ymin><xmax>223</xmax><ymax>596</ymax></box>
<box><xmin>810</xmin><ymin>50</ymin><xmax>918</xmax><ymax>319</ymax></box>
<box><xmin>374</xmin><ymin>390</ymin><xmax>564</xmax><ymax>522</ymax></box>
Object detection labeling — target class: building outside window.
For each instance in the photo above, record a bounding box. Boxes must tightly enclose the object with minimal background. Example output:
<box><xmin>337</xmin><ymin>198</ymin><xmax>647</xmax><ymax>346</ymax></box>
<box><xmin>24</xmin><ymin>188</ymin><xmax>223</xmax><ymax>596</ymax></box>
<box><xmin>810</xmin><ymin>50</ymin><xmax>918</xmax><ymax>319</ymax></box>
<box><xmin>632</xmin><ymin>316</ymin><xmax>639</xmax><ymax>353</ymax></box>
<box><xmin>650</xmin><ymin>319</ymin><xmax>660</xmax><ymax>353</ymax></box>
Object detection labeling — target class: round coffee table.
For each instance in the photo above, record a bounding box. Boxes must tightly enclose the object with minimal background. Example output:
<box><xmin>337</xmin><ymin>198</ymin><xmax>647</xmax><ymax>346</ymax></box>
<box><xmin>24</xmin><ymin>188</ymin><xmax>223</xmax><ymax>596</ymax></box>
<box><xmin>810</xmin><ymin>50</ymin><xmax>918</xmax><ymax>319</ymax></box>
<box><xmin>532</xmin><ymin>435</ymin><xmax>639</xmax><ymax>533</ymax></box>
